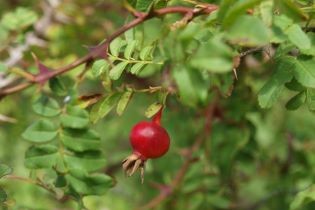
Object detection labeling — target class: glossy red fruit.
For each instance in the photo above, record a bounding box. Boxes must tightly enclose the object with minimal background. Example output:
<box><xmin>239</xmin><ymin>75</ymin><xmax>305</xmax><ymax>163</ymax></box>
<box><xmin>122</xmin><ymin>107</ymin><xmax>170</xmax><ymax>182</ymax></box>
<box><xmin>130</xmin><ymin>121</ymin><xmax>170</xmax><ymax>160</ymax></box>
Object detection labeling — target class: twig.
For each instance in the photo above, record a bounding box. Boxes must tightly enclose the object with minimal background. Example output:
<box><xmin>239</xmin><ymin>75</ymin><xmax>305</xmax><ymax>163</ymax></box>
<box><xmin>0</xmin><ymin>114</ymin><xmax>17</xmax><ymax>123</ymax></box>
<box><xmin>137</xmin><ymin>97</ymin><xmax>217</xmax><ymax>210</ymax></box>
<box><xmin>0</xmin><ymin>4</ymin><xmax>218</xmax><ymax>98</ymax></box>
<box><xmin>0</xmin><ymin>4</ymin><xmax>218</xmax><ymax>99</ymax></box>
<box><xmin>0</xmin><ymin>82</ymin><xmax>32</xmax><ymax>99</ymax></box>
<box><xmin>4</xmin><ymin>175</ymin><xmax>56</xmax><ymax>195</ymax></box>
<box><xmin>239</xmin><ymin>46</ymin><xmax>266</xmax><ymax>57</ymax></box>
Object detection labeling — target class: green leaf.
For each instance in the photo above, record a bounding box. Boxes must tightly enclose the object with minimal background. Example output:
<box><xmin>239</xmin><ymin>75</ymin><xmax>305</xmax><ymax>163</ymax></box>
<box><xmin>258</xmin><ymin>58</ymin><xmax>294</xmax><ymax>108</ymax></box>
<box><xmin>306</xmin><ymin>88</ymin><xmax>315</xmax><ymax>111</ymax></box>
<box><xmin>109</xmin><ymin>61</ymin><xmax>129</xmax><ymax>80</ymax></box>
<box><xmin>222</xmin><ymin>0</ymin><xmax>264</xmax><ymax>28</ymax></box>
<box><xmin>32</xmin><ymin>95</ymin><xmax>60</xmax><ymax>117</ymax></box>
<box><xmin>290</xmin><ymin>184</ymin><xmax>315</xmax><ymax>210</ymax></box>
<box><xmin>124</xmin><ymin>40</ymin><xmax>137</xmax><ymax>59</ymax></box>
<box><xmin>173</xmin><ymin>66</ymin><xmax>209</xmax><ymax>107</ymax></box>
<box><xmin>91</xmin><ymin>59</ymin><xmax>109</xmax><ymax>77</ymax></box>
<box><xmin>218</xmin><ymin>0</ymin><xmax>235</xmax><ymax>22</ymax></box>
<box><xmin>154</xmin><ymin>0</ymin><xmax>168</xmax><ymax>9</ymax></box>
<box><xmin>136</xmin><ymin>0</ymin><xmax>154</xmax><ymax>12</ymax></box>
<box><xmin>285</xmin><ymin>91</ymin><xmax>306</xmax><ymax>110</ymax></box>
<box><xmin>285</xmin><ymin>78</ymin><xmax>306</xmax><ymax>92</ymax></box>
<box><xmin>90</xmin><ymin>93</ymin><xmax>121</xmax><ymax>123</ymax></box>
<box><xmin>288</xmin><ymin>56</ymin><xmax>315</xmax><ymax>88</ymax></box>
<box><xmin>0</xmin><ymin>164</ymin><xmax>12</xmax><ymax>179</ymax></box>
<box><xmin>276</xmin><ymin>0</ymin><xmax>308</xmax><ymax>21</ymax></box>
<box><xmin>24</xmin><ymin>145</ymin><xmax>58</xmax><ymax>169</ymax></box>
<box><xmin>1</xmin><ymin>7</ymin><xmax>38</xmax><ymax>31</ymax></box>
<box><xmin>190</xmin><ymin>36</ymin><xmax>233</xmax><ymax>73</ymax></box>
<box><xmin>22</xmin><ymin>119</ymin><xmax>58</xmax><ymax>143</ymax></box>
<box><xmin>116</xmin><ymin>89</ymin><xmax>133</xmax><ymax>116</ymax></box>
<box><xmin>66</xmin><ymin>169</ymin><xmax>113</xmax><ymax>195</ymax></box>
<box><xmin>145</xmin><ymin>102</ymin><xmax>163</xmax><ymax>118</ymax></box>
<box><xmin>61</xmin><ymin>106</ymin><xmax>89</xmax><ymax>129</ymax></box>
<box><xmin>109</xmin><ymin>37</ymin><xmax>126</xmax><ymax>57</ymax></box>
<box><xmin>190</xmin><ymin>57</ymin><xmax>233</xmax><ymax>73</ymax></box>
<box><xmin>139</xmin><ymin>46</ymin><xmax>154</xmax><ymax>60</ymax></box>
<box><xmin>287</xmin><ymin>24</ymin><xmax>311</xmax><ymax>50</ymax></box>
<box><xmin>49</xmin><ymin>78</ymin><xmax>67</xmax><ymax>96</ymax></box>
<box><xmin>0</xmin><ymin>187</ymin><xmax>7</xmax><ymax>203</ymax></box>
<box><xmin>178</xmin><ymin>22</ymin><xmax>202</xmax><ymax>41</ymax></box>
<box><xmin>61</xmin><ymin>129</ymin><xmax>101</xmax><ymax>152</ymax></box>
<box><xmin>64</xmin><ymin>154</ymin><xmax>106</xmax><ymax>172</ymax></box>
<box><xmin>302</xmin><ymin>33</ymin><xmax>315</xmax><ymax>56</ymax></box>
<box><xmin>130</xmin><ymin>63</ymin><xmax>146</xmax><ymax>75</ymax></box>
<box><xmin>226</xmin><ymin>15</ymin><xmax>270</xmax><ymax>46</ymax></box>
<box><xmin>273</xmin><ymin>14</ymin><xmax>294</xmax><ymax>31</ymax></box>
<box><xmin>259</xmin><ymin>0</ymin><xmax>273</xmax><ymax>26</ymax></box>
<box><xmin>137</xmin><ymin>64</ymin><xmax>160</xmax><ymax>78</ymax></box>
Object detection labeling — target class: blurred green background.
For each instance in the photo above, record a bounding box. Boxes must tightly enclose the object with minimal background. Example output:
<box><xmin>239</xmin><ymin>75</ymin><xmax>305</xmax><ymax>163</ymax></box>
<box><xmin>1</xmin><ymin>0</ymin><xmax>315</xmax><ymax>210</ymax></box>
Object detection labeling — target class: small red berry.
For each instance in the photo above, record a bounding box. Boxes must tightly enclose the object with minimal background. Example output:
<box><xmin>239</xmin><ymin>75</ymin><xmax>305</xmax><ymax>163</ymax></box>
<box><xmin>130</xmin><ymin>121</ymin><xmax>170</xmax><ymax>159</ymax></box>
<box><xmin>122</xmin><ymin>107</ymin><xmax>170</xmax><ymax>182</ymax></box>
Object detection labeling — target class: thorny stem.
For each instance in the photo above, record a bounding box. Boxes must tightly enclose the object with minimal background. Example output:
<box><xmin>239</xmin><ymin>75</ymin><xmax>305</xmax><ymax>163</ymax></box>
<box><xmin>0</xmin><ymin>4</ymin><xmax>218</xmax><ymax>99</ymax></box>
<box><xmin>137</xmin><ymin>96</ymin><xmax>218</xmax><ymax>210</ymax></box>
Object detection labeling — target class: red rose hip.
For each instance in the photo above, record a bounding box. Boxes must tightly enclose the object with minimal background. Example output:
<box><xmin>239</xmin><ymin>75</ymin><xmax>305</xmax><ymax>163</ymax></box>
<box><xmin>130</xmin><ymin>121</ymin><xmax>170</xmax><ymax>159</ymax></box>
<box><xmin>122</xmin><ymin>107</ymin><xmax>170</xmax><ymax>182</ymax></box>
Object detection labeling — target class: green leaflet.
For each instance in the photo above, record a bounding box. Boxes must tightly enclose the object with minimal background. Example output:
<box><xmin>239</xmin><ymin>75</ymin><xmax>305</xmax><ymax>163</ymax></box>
<box><xmin>124</xmin><ymin>40</ymin><xmax>138</xmax><ymax>59</ymax></box>
<box><xmin>109</xmin><ymin>37</ymin><xmax>126</xmax><ymax>56</ymax></box>
<box><xmin>91</xmin><ymin>59</ymin><xmax>109</xmax><ymax>77</ymax></box>
<box><xmin>190</xmin><ymin>36</ymin><xmax>233</xmax><ymax>73</ymax></box>
<box><xmin>49</xmin><ymin>78</ymin><xmax>67</xmax><ymax>96</ymax></box>
<box><xmin>1</xmin><ymin>7</ymin><xmax>38</xmax><ymax>31</ymax></box>
<box><xmin>64</xmin><ymin>154</ymin><xmax>106</xmax><ymax>172</ymax></box>
<box><xmin>145</xmin><ymin>102</ymin><xmax>163</xmax><ymax>118</ymax></box>
<box><xmin>222</xmin><ymin>0</ymin><xmax>264</xmax><ymax>28</ymax></box>
<box><xmin>173</xmin><ymin>66</ymin><xmax>209</xmax><ymax>107</ymax></box>
<box><xmin>22</xmin><ymin>119</ymin><xmax>58</xmax><ymax>143</ymax></box>
<box><xmin>258</xmin><ymin>57</ymin><xmax>294</xmax><ymax>108</ymax></box>
<box><xmin>288</xmin><ymin>56</ymin><xmax>315</xmax><ymax>88</ymax></box>
<box><xmin>24</xmin><ymin>145</ymin><xmax>58</xmax><ymax>169</ymax></box>
<box><xmin>32</xmin><ymin>95</ymin><xmax>60</xmax><ymax>117</ymax></box>
<box><xmin>66</xmin><ymin>169</ymin><xmax>113</xmax><ymax>195</ymax></box>
<box><xmin>61</xmin><ymin>129</ymin><xmax>101</xmax><ymax>152</ymax></box>
<box><xmin>226</xmin><ymin>15</ymin><xmax>270</xmax><ymax>46</ymax></box>
<box><xmin>285</xmin><ymin>91</ymin><xmax>306</xmax><ymax>110</ymax></box>
<box><xmin>90</xmin><ymin>93</ymin><xmax>121</xmax><ymax>123</ymax></box>
<box><xmin>109</xmin><ymin>61</ymin><xmax>129</xmax><ymax>80</ymax></box>
<box><xmin>136</xmin><ymin>0</ymin><xmax>154</xmax><ymax>12</ymax></box>
<box><xmin>116</xmin><ymin>89</ymin><xmax>133</xmax><ymax>116</ymax></box>
<box><xmin>61</xmin><ymin>106</ymin><xmax>90</xmax><ymax>129</ymax></box>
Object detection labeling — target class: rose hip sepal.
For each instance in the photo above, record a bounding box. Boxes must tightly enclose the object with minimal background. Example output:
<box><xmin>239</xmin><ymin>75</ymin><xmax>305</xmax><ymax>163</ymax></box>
<box><xmin>122</xmin><ymin>108</ymin><xmax>170</xmax><ymax>183</ymax></box>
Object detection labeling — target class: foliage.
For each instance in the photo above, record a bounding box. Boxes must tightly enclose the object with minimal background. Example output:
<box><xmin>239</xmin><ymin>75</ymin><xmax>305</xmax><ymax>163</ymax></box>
<box><xmin>1</xmin><ymin>0</ymin><xmax>315</xmax><ymax>209</ymax></box>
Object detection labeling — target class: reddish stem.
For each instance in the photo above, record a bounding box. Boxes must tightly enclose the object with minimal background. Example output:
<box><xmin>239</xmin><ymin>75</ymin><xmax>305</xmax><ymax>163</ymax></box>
<box><xmin>152</xmin><ymin>107</ymin><xmax>163</xmax><ymax>125</ymax></box>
